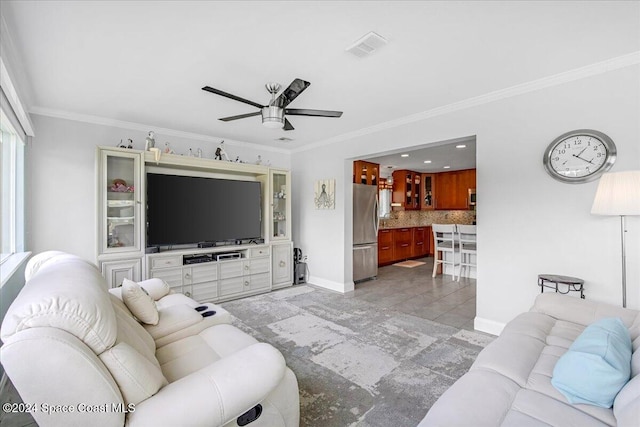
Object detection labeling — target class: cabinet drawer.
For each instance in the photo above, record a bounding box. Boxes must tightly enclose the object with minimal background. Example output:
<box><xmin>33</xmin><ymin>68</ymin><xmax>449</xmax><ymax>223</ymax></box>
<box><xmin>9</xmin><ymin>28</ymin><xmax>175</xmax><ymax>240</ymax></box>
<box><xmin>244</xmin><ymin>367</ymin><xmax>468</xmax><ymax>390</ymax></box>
<box><xmin>191</xmin><ymin>281</ymin><xmax>218</xmax><ymax>302</ymax></box>
<box><xmin>150</xmin><ymin>267</ymin><xmax>183</xmax><ymax>288</ymax></box>
<box><xmin>219</xmin><ymin>260</ymin><xmax>244</xmax><ymax>278</ymax></box>
<box><xmin>250</xmin><ymin>247</ymin><xmax>270</xmax><ymax>258</ymax></box>
<box><xmin>151</xmin><ymin>256</ymin><xmax>182</xmax><ymax>269</ymax></box>
<box><xmin>219</xmin><ymin>276</ymin><xmax>249</xmax><ymax>296</ymax></box>
<box><xmin>189</xmin><ymin>263</ymin><xmax>218</xmax><ymax>283</ymax></box>
<box><xmin>250</xmin><ymin>273</ymin><xmax>271</xmax><ymax>291</ymax></box>
<box><xmin>248</xmin><ymin>257</ymin><xmax>270</xmax><ymax>275</ymax></box>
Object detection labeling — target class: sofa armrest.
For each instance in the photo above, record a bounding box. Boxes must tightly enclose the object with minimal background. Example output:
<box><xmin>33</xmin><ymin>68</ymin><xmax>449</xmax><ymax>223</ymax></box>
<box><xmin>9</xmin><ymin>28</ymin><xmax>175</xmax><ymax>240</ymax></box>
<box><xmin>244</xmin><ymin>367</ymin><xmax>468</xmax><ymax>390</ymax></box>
<box><xmin>127</xmin><ymin>343</ymin><xmax>286</xmax><ymax>427</ymax></box>
<box><xmin>531</xmin><ymin>293</ymin><xmax>639</xmax><ymax>328</ymax></box>
<box><xmin>143</xmin><ymin>304</ymin><xmax>203</xmax><ymax>340</ymax></box>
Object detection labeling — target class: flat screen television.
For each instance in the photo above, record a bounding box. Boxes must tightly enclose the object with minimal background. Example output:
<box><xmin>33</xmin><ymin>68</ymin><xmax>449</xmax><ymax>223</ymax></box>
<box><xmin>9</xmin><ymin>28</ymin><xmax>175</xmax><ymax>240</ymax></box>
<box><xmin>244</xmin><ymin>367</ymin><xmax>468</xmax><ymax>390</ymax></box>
<box><xmin>146</xmin><ymin>173</ymin><xmax>262</xmax><ymax>246</ymax></box>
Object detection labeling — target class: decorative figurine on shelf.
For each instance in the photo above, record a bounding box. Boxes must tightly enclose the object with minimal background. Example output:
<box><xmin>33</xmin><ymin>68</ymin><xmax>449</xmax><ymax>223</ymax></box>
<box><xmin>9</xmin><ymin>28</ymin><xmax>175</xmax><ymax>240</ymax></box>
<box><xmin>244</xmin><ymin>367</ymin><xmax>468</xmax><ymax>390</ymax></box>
<box><xmin>214</xmin><ymin>141</ymin><xmax>229</xmax><ymax>161</ymax></box>
<box><xmin>110</xmin><ymin>179</ymin><xmax>134</xmax><ymax>193</ymax></box>
<box><xmin>163</xmin><ymin>141</ymin><xmax>174</xmax><ymax>154</ymax></box>
<box><xmin>188</xmin><ymin>148</ymin><xmax>194</xmax><ymax>157</ymax></box>
<box><xmin>117</xmin><ymin>139</ymin><xmax>134</xmax><ymax>149</ymax></box>
<box><xmin>144</xmin><ymin>131</ymin><xmax>156</xmax><ymax>151</ymax></box>
<box><xmin>197</xmin><ymin>148</ymin><xmax>203</xmax><ymax>158</ymax></box>
<box><xmin>256</xmin><ymin>155</ymin><xmax>262</xmax><ymax>165</ymax></box>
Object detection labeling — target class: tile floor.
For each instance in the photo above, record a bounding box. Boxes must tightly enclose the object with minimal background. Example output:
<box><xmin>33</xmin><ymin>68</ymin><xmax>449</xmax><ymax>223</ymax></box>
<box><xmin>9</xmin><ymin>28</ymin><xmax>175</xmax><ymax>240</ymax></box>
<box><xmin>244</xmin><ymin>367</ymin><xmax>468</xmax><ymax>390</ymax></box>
<box><xmin>351</xmin><ymin>256</ymin><xmax>477</xmax><ymax>330</ymax></box>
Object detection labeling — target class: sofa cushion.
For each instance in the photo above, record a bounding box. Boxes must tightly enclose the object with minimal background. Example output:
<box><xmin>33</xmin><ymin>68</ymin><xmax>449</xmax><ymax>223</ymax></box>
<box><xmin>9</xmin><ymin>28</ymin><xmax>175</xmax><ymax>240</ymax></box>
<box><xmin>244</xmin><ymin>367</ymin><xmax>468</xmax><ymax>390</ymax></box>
<box><xmin>0</xmin><ymin>255</ymin><xmax>117</xmax><ymax>354</ymax></box>
<box><xmin>109</xmin><ymin>295</ymin><xmax>159</xmax><ymax>366</ymax></box>
<box><xmin>613</xmin><ymin>374</ymin><xmax>640</xmax><ymax>426</ymax></box>
<box><xmin>156</xmin><ymin>324</ymin><xmax>259</xmax><ymax>382</ymax></box>
<box><xmin>99</xmin><ymin>341</ymin><xmax>167</xmax><ymax>405</ymax></box>
<box><xmin>552</xmin><ymin>317</ymin><xmax>632</xmax><ymax>408</ymax></box>
<box><xmin>122</xmin><ymin>278</ymin><xmax>159</xmax><ymax>325</ymax></box>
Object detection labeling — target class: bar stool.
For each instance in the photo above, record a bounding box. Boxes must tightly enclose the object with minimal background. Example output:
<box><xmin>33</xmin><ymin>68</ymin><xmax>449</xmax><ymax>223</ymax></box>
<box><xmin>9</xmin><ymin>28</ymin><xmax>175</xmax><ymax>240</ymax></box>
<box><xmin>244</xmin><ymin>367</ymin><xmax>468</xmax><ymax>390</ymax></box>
<box><xmin>432</xmin><ymin>224</ymin><xmax>459</xmax><ymax>279</ymax></box>
<box><xmin>456</xmin><ymin>224</ymin><xmax>477</xmax><ymax>282</ymax></box>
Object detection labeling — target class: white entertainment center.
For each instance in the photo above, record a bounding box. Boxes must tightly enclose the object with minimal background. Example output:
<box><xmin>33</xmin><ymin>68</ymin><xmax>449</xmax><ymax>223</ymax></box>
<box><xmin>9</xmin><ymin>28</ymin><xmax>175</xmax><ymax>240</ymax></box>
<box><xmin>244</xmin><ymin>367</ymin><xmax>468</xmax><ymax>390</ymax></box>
<box><xmin>96</xmin><ymin>146</ymin><xmax>293</xmax><ymax>302</ymax></box>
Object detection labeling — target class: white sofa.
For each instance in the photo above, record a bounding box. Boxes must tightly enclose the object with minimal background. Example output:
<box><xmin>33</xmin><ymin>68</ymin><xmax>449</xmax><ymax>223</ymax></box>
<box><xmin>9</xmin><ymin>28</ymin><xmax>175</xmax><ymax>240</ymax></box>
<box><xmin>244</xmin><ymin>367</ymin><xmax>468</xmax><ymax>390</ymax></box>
<box><xmin>420</xmin><ymin>293</ymin><xmax>640</xmax><ymax>426</ymax></box>
<box><xmin>0</xmin><ymin>252</ymin><xmax>300</xmax><ymax>427</ymax></box>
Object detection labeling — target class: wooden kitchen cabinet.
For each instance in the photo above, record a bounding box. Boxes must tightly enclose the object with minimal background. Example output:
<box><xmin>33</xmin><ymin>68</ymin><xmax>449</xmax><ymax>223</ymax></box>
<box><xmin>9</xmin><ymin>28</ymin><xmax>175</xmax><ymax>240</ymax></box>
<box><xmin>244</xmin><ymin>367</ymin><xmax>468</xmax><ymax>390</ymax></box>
<box><xmin>353</xmin><ymin>160</ymin><xmax>379</xmax><ymax>186</ymax></box>
<box><xmin>378</xmin><ymin>226</ymin><xmax>432</xmax><ymax>266</ymax></box>
<box><xmin>434</xmin><ymin>169</ymin><xmax>476</xmax><ymax>210</ymax></box>
<box><xmin>378</xmin><ymin>229</ymin><xmax>394</xmax><ymax>265</ymax></box>
<box><xmin>392</xmin><ymin>170</ymin><xmax>421</xmax><ymax>210</ymax></box>
<box><xmin>421</xmin><ymin>173</ymin><xmax>436</xmax><ymax>210</ymax></box>
<box><xmin>393</xmin><ymin>228</ymin><xmax>413</xmax><ymax>260</ymax></box>
<box><xmin>412</xmin><ymin>226</ymin><xmax>430</xmax><ymax>258</ymax></box>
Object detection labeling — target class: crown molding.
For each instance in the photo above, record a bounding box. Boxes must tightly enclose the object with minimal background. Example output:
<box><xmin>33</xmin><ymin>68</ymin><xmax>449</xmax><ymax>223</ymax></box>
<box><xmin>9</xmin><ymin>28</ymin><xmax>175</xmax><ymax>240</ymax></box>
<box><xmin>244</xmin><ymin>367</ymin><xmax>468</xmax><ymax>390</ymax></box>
<box><xmin>294</xmin><ymin>51</ymin><xmax>640</xmax><ymax>153</ymax></box>
<box><xmin>28</xmin><ymin>106</ymin><xmax>290</xmax><ymax>154</ymax></box>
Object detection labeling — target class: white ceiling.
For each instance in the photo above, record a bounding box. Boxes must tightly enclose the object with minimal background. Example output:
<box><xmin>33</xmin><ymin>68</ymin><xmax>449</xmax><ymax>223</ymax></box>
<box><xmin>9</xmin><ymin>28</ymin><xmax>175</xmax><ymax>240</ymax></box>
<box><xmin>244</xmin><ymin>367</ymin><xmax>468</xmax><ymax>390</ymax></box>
<box><xmin>2</xmin><ymin>1</ymin><xmax>639</xmax><ymax>156</ymax></box>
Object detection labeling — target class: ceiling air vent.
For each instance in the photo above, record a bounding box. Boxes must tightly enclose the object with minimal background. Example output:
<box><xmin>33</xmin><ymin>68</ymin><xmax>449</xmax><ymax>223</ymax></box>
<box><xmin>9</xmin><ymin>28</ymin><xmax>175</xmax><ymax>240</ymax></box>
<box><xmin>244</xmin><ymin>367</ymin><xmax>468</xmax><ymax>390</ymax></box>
<box><xmin>345</xmin><ymin>31</ymin><xmax>388</xmax><ymax>57</ymax></box>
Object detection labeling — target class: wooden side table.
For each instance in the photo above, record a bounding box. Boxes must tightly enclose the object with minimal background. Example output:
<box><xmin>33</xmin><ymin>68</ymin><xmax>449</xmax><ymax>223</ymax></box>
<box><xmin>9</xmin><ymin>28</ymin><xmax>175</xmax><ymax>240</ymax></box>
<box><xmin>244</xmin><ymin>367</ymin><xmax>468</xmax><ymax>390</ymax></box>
<box><xmin>538</xmin><ymin>274</ymin><xmax>585</xmax><ymax>299</ymax></box>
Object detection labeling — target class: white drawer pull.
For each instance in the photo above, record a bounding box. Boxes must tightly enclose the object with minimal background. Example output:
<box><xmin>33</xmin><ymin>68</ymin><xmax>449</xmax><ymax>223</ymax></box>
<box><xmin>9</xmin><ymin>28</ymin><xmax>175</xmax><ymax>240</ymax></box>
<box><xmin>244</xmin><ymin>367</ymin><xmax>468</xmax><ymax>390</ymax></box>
<box><xmin>279</xmin><ymin>260</ymin><xmax>286</xmax><ymax>267</ymax></box>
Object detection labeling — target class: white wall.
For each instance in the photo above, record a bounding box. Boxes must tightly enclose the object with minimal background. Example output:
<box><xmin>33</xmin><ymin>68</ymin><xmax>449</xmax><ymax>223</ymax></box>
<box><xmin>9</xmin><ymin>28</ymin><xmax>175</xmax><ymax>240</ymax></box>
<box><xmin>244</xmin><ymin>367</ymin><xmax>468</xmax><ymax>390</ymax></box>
<box><xmin>291</xmin><ymin>65</ymin><xmax>640</xmax><ymax>333</ymax></box>
<box><xmin>28</xmin><ymin>114</ymin><xmax>291</xmax><ymax>258</ymax></box>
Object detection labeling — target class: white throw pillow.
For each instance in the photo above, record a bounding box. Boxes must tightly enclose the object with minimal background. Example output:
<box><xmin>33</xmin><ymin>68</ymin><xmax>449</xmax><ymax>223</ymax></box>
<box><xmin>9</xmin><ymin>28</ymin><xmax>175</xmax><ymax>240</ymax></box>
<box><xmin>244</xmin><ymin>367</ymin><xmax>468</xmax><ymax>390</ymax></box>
<box><xmin>121</xmin><ymin>278</ymin><xmax>159</xmax><ymax>325</ymax></box>
<box><xmin>138</xmin><ymin>278</ymin><xmax>171</xmax><ymax>300</ymax></box>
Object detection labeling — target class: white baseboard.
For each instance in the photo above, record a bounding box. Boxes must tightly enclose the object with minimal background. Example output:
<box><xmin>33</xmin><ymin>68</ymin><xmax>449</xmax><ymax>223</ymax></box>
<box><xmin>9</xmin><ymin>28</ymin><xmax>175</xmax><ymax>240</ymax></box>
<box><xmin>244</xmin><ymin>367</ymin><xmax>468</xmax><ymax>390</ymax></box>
<box><xmin>474</xmin><ymin>316</ymin><xmax>505</xmax><ymax>336</ymax></box>
<box><xmin>307</xmin><ymin>276</ymin><xmax>352</xmax><ymax>293</ymax></box>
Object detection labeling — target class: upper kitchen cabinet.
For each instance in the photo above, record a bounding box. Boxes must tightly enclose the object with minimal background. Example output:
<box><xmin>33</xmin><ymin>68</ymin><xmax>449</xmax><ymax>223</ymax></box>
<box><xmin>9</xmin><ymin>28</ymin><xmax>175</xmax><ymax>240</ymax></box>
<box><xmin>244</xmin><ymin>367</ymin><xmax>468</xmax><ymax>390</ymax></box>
<box><xmin>421</xmin><ymin>173</ymin><xmax>436</xmax><ymax>210</ymax></box>
<box><xmin>392</xmin><ymin>170</ymin><xmax>421</xmax><ymax>210</ymax></box>
<box><xmin>353</xmin><ymin>160</ymin><xmax>379</xmax><ymax>186</ymax></box>
<box><xmin>434</xmin><ymin>169</ymin><xmax>476</xmax><ymax>210</ymax></box>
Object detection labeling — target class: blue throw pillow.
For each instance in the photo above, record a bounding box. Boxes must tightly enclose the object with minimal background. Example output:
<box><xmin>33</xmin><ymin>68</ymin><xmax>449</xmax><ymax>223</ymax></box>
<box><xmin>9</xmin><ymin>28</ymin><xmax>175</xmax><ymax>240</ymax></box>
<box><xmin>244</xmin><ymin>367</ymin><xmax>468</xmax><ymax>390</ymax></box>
<box><xmin>552</xmin><ymin>317</ymin><xmax>632</xmax><ymax>408</ymax></box>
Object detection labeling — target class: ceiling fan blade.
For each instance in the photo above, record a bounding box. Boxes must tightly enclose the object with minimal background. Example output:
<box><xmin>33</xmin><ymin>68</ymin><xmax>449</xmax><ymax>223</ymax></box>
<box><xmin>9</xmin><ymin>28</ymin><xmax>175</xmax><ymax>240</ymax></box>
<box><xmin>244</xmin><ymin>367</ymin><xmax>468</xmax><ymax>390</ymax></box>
<box><xmin>219</xmin><ymin>111</ymin><xmax>261</xmax><ymax>122</ymax></box>
<box><xmin>202</xmin><ymin>86</ymin><xmax>264</xmax><ymax>109</ymax></box>
<box><xmin>285</xmin><ymin>108</ymin><xmax>343</xmax><ymax>118</ymax></box>
<box><xmin>283</xmin><ymin>118</ymin><xmax>295</xmax><ymax>131</ymax></box>
<box><xmin>272</xmin><ymin>78</ymin><xmax>311</xmax><ymax>108</ymax></box>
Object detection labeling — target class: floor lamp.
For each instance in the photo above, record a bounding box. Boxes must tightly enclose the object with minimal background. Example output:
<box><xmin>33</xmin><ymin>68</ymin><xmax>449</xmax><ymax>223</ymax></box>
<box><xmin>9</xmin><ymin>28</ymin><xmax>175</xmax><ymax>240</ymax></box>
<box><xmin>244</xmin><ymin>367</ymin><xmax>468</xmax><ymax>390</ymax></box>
<box><xmin>591</xmin><ymin>170</ymin><xmax>640</xmax><ymax>308</ymax></box>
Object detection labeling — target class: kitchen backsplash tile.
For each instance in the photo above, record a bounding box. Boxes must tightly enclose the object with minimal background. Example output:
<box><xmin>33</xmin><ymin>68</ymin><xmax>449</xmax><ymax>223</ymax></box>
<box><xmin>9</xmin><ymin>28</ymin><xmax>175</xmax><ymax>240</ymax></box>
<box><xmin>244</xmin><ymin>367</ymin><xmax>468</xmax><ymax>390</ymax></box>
<box><xmin>380</xmin><ymin>210</ymin><xmax>475</xmax><ymax>228</ymax></box>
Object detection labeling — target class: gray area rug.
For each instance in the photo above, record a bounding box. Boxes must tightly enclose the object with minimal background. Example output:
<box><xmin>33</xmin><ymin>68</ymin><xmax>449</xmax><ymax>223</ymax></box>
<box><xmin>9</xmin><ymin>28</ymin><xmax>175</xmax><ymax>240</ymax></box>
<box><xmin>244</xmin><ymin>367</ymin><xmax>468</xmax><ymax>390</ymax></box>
<box><xmin>221</xmin><ymin>285</ymin><xmax>494</xmax><ymax>427</ymax></box>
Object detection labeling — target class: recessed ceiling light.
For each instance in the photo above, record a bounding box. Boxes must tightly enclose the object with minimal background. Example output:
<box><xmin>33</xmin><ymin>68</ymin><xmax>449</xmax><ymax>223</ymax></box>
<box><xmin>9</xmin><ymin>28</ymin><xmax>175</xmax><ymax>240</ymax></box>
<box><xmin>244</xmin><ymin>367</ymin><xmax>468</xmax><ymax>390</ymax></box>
<box><xmin>401</xmin><ymin>154</ymin><xmax>409</xmax><ymax>158</ymax></box>
<box><xmin>443</xmin><ymin>166</ymin><xmax>451</xmax><ymax>169</ymax></box>
<box><xmin>423</xmin><ymin>160</ymin><xmax>432</xmax><ymax>164</ymax></box>
<box><xmin>456</xmin><ymin>144</ymin><xmax>467</xmax><ymax>148</ymax></box>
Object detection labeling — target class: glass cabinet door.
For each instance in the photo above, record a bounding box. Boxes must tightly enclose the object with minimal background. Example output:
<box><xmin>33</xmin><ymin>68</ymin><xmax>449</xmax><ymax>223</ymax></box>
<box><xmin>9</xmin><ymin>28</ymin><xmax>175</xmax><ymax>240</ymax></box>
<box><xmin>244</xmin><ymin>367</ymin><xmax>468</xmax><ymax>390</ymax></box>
<box><xmin>100</xmin><ymin>149</ymin><xmax>143</xmax><ymax>254</ymax></box>
<box><xmin>271</xmin><ymin>169</ymin><xmax>291</xmax><ymax>240</ymax></box>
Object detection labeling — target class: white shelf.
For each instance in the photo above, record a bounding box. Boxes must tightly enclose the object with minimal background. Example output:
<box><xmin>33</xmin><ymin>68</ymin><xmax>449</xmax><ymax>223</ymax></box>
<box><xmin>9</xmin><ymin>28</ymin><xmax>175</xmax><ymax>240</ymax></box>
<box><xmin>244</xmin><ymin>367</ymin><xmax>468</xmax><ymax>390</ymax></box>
<box><xmin>107</xmin><ymin>200</ymin><xmax>135</xmax><ymax>207</ymax></box>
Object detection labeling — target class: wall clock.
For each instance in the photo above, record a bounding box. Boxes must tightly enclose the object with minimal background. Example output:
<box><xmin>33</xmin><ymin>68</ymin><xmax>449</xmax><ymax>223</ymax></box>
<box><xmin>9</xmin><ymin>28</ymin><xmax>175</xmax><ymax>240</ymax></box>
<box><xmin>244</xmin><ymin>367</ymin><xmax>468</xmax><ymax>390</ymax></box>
<box><xmin>543</xmin><ymin>129</ymin><xmax>616</xmax><ymax>183</ymax></box>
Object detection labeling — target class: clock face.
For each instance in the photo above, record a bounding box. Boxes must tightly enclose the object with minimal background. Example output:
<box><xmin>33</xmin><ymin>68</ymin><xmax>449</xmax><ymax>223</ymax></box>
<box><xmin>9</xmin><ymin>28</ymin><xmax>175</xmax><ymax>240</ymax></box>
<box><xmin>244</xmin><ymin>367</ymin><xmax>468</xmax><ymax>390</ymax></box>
<box><xmin>543</xmin><ymin>130</ymin><xmax>616</xmax><ymax>183</ymax></box>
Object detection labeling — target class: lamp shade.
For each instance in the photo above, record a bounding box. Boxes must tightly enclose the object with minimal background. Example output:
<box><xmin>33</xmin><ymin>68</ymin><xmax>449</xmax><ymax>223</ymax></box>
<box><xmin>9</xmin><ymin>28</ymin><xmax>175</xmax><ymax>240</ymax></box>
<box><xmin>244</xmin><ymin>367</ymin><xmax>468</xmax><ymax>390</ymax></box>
<box><xmin>591</xmin><ymin>170</ymin><xmax>640</xmax><ymax>216</ymax></box>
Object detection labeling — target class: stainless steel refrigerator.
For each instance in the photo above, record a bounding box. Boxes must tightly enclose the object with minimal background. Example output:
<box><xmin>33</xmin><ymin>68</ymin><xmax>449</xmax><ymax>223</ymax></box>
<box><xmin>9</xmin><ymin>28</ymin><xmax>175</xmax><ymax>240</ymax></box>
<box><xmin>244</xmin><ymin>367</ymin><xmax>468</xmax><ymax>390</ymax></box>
<box><xmin>353</xmin><ymin>184</ymin><xmax>378</xmax><ymax>282</ymax></box>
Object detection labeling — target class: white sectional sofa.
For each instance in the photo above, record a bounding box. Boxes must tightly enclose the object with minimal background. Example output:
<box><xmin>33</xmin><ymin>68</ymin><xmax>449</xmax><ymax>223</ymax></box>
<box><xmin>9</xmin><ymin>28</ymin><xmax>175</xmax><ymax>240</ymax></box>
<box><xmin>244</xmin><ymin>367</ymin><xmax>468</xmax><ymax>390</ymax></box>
<box><xmin>420</xmin><ymin>293</ymin><xmax>640</xmax><ymax>426</ymax></box>
<box><xmin>0</xmin><ymin>252</ymin><xmax>299</xmax><ymax>427</ymax></box>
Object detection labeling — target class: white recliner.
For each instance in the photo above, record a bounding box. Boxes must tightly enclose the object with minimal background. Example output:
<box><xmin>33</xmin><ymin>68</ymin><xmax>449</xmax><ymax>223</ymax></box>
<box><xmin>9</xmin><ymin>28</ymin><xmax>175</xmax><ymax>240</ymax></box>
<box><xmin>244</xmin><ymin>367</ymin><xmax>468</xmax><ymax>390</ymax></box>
<box><xmin>1</xmin><ymin>252</ymin><xmax>300</xmax><ymax>427</ymax></box>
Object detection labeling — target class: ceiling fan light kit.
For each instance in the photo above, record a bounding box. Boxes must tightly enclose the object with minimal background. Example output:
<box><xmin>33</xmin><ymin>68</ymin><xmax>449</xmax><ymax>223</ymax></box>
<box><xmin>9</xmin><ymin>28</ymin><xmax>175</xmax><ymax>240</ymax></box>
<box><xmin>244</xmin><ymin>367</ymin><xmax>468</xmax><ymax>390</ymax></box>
<box><xmin>202</xmin><ymin>78</ymin><xmax>343</xmax><ymax>132</ymax></box>
<box><xmin>262</xmin><ymin>106</ymin><xmax>285</xmax><ymax>129</ymax></box>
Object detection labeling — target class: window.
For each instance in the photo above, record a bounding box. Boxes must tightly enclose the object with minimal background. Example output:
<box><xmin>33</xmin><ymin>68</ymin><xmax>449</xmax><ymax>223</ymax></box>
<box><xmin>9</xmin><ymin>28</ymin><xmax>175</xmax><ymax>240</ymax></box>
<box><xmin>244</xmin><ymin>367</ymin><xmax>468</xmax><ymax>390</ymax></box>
<box><xmin>0</xmin><ymin>109</ymin><xmax>25</xmax><ymax>264</ymax></box>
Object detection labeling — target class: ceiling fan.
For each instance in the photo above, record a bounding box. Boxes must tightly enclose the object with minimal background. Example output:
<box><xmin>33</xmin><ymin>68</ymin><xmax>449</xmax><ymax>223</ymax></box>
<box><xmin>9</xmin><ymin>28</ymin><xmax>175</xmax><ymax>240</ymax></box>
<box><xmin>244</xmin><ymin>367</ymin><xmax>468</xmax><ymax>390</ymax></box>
<box><xmin>202</xmin><ymin>78</ymin><xmax>343</xmax><ymax>131</ymax></box>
